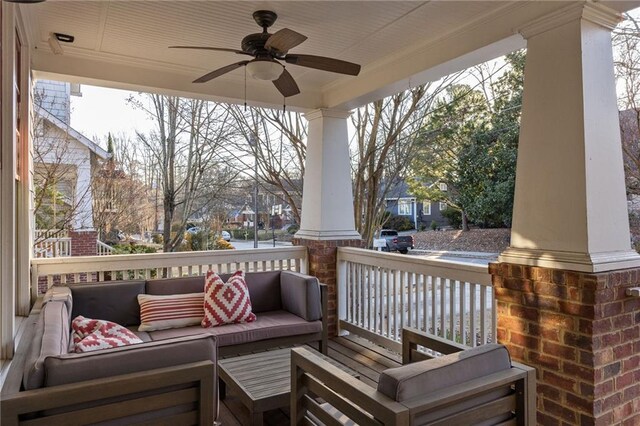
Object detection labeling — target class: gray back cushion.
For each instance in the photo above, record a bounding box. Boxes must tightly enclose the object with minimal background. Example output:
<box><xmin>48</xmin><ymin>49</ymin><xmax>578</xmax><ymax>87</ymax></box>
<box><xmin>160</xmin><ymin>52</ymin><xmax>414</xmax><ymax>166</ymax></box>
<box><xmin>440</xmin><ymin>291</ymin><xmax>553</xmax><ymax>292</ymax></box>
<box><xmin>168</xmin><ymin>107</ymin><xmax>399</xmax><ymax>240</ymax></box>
<box><xmin>280</xmin><ymin>271</ymin><xmax>321</xmax><ymax>321</ymax></box>
<box><xmin>232</xmin><ymin>271</ymin><xmax>281</xmax><ymax>313</ymax></box>
<box><xmin>146</xmin><ymin>276</ymin><xmax>205</xmax><ymax>295</ymax></box>
<box><xmin>23</xmin><ymin>301</ymin><xmax>70</xmax><ymax>390</ymax></box>
<box><xmin>377</xmin><ymin>343</ymin><xmax>511</xmax><ymax>401</ymax></box>
<box><xmin>71</xmin><ymin>280</ymin><xmax>146</xmax><ymax>326</ymax></box>
<box><xmin>145</xmin><ymin>272</ymin><xmax>282</xmax><ymax>313</ymax></box>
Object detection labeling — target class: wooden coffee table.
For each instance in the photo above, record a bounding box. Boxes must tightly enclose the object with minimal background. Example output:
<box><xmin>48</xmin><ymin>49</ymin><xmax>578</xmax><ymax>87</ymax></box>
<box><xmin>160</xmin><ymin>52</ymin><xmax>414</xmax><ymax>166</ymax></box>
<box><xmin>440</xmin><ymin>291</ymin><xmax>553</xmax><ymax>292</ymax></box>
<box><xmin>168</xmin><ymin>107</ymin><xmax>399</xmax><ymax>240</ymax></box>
<box><xmin>218</xmin><ymin>347</ymin><xmax>358</xmax><ymax>425</ymax></box>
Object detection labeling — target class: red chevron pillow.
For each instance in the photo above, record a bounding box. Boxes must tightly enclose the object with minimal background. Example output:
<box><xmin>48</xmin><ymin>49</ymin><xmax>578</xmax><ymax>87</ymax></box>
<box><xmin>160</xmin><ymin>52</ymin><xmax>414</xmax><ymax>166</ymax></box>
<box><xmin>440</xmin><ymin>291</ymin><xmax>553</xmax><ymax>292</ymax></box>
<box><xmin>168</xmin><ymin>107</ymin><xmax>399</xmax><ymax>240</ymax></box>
<box><xmin>202</xmin><ymin>270</ymin><xmax>256</xmax><ymax>327</ymax></box>
<box><xmin>72</xmin><ymin>316</ymin><xmax>143</xmax><ymax>353</ymax></box>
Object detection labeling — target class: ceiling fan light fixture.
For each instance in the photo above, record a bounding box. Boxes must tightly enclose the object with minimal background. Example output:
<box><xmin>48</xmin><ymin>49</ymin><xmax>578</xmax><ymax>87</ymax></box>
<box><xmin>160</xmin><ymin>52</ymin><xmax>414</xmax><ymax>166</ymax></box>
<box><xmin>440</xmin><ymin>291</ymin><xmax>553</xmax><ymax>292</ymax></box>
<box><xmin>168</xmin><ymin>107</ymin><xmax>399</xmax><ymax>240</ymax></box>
<box><xmin>246</xmin><ymin>59</ymin><xmax>283</xmax><ymax>81</ymax></box>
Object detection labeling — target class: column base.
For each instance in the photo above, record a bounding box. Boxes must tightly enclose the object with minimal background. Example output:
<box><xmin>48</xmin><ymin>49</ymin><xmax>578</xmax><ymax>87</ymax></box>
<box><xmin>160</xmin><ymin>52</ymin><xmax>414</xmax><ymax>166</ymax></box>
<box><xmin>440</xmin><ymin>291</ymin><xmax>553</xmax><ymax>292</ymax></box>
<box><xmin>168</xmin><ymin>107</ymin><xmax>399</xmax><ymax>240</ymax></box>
<box><xmin>293</xmin><ymin>237</ymin><xmax>363</xmax><ymax>336</ymax></box>
<box><xmin>499</xmin><ymin>247</ymin><xmax>640</xmax><ymax>273</ymax></box>
<box><xmin>491</xmin><ymin>262</ymin><xmax>640</xmax><ymax>425</ymax></box>
<box><xmin>294</xmin><ymin>229</ymin><xmax>362</xmax><ymax>241</ymax></box>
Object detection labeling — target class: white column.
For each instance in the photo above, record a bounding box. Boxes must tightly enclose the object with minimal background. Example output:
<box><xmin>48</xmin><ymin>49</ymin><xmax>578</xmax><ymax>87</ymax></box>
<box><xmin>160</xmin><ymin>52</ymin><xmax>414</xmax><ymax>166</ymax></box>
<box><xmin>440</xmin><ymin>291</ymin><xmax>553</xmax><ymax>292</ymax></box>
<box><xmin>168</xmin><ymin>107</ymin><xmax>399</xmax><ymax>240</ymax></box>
<box><xmin>500</xmin><ymin>3</ymin><xmax>640</xmax><ymax>272</ymax></box>
<box><xmin>74</xmin><ymin>162</ymin><xmax>94</xmax><ymax>230</ymax></box>
<box><xmin>296</xmin><ymin>109</ymin><xmax>361</xmax><ymax>240</ymax></box>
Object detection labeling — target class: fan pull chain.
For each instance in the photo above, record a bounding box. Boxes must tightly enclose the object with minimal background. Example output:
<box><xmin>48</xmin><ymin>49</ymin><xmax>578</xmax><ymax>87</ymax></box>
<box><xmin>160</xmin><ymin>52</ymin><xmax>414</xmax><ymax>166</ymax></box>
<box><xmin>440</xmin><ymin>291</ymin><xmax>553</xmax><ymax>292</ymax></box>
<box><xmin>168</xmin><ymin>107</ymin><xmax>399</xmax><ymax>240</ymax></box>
<box><xmin>244</xmin><ymin>66</ymin><xmax>247</xmax><ymax>111</ymax></box>
<box><xmin>283</xmin><ymin>94</ymin><xmax>286</xmax><ymax>113</ymax></box>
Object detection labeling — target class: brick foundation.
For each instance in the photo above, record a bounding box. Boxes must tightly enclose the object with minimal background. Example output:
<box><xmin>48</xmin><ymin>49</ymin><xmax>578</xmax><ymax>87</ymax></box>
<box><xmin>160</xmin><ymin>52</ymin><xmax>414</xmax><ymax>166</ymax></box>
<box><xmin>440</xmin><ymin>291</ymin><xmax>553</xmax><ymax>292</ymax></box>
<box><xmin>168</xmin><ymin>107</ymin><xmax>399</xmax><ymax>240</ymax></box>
<box><xmin>69</xmin><ymin>230</ymin><xmax>97</xmax><ymax>257</ymax></box>
<box><xmin>292</xmin><ymin>238</ymin><xmax>363</xmax><ymax>336</ymax></box>
<box><xmin>490</xmin><ymin>263</ymin><xmax>640</xmax><ymax>425</ymax></box>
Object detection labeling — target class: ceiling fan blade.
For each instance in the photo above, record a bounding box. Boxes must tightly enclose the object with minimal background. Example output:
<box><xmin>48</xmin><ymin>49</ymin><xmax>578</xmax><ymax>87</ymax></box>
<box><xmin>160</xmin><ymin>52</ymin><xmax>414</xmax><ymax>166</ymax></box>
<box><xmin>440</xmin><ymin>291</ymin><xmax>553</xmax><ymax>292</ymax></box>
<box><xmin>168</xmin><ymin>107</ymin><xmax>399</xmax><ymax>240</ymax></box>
<box><xmin>170</xmin><ymin>46</ymin><xmax>252</xmax><ymax>56</ymax></box>
<box><xmin>273</xmin><ymin>69</ymin><xmax>300</xmax><ymax>97</ymax></box>
<box><xmin>193</xmin><ymin>61</ymin><xmax>249</xmax><ymax>83</ymax></box>
<box><xmin>285</xmin><ymin>54</ymin><xmax>361</xmax><ymax>76</ymax></box>
<box><xmin>265</xmin><ymin>28</ymin><xmax>307</xmax><ymax>53</ymax></box>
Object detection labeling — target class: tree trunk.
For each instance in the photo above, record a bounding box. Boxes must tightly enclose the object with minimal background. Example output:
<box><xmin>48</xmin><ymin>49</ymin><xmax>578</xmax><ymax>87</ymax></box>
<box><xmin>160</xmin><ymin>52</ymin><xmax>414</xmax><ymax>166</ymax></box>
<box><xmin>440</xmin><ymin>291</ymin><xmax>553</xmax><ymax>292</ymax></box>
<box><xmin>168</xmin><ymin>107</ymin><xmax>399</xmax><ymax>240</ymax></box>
<box><xmin>461</xmin><ymin>210</ymin><xmax>470</xmax><ymax>231</ymax></box>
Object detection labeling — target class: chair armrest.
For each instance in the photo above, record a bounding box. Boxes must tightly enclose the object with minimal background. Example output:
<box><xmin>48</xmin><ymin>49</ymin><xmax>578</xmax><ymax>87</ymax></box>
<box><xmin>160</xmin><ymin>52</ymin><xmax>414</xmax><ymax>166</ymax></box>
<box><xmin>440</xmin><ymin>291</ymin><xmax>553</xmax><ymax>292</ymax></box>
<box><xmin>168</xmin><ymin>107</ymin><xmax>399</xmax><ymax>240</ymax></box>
<box><xmin>291</xmin><ymin>347</ymin><xmax>408</xmax><ymax>425</ymax></box>
<box><xmin>402</xmin><ymin>327</ymin><xmax>467</xmax><ymax>364</ymax></box>
<box><xmin>1</xmin><ymin>361</ymin><xmax>216</xmax><ymax>425</ymax></box>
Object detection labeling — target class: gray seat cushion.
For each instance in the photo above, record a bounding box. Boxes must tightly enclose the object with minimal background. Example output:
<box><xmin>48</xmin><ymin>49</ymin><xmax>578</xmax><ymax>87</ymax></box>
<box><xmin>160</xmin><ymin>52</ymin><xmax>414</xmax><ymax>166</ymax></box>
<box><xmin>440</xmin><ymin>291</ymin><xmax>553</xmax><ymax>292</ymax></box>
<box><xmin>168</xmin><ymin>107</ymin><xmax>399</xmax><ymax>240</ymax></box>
<box><xmin>44</xmin><ymin>334</ymin><xmax>217</xmax><ymax>387</ymax></box>
<box><xmin>147</xmin><ymin>310</ymin><xmax>322</xmax><ymax>346</ymax></box>
<box><xmin>377</xmin><ymin>344</ymin><xmax>511</xmax><ymax>402</ymax></box>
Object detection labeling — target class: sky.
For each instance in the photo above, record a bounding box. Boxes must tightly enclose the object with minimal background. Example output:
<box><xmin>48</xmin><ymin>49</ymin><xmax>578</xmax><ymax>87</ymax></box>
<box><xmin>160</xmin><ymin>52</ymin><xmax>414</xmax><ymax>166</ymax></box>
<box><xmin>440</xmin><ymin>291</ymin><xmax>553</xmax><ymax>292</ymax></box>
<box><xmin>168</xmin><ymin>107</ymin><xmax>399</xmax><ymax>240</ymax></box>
<box><xmin>70</xmin><ymin>85</ymin><xmax>155</xmax><ymax>145</ymax></box>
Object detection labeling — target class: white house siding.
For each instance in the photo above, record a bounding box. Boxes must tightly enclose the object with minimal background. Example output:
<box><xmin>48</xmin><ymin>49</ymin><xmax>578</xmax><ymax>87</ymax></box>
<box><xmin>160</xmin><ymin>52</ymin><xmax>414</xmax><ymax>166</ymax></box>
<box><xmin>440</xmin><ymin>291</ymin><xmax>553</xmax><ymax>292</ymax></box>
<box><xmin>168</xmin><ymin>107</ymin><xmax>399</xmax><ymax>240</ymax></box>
<box><xmin>35</xmin><ymin>122</ymin><xmax>95</xmax><ymax>230</ymax></box>
<box><xmin>34</xmin><ymin>80</ymin><xmax>70</xmax><ymax>124</ymax></box>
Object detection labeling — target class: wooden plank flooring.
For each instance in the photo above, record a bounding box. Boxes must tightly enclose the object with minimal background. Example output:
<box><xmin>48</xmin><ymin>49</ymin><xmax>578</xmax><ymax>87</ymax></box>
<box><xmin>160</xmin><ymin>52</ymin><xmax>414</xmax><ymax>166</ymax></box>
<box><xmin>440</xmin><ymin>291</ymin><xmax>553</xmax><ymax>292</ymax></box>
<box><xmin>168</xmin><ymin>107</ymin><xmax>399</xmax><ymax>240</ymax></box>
<box><xmin>217</xmin><ymin>334</ymin><xmax>401</xmax><ymax>425</ymax></box>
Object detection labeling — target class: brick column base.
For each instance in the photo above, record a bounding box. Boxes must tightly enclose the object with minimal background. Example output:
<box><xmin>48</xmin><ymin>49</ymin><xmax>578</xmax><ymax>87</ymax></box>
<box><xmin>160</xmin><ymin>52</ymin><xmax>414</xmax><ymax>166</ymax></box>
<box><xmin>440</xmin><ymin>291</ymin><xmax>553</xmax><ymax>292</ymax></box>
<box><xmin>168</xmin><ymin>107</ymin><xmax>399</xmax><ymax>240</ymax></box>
<box><xmin>490</xmin><ymin>263</ymin><xmax>640</xmax><ymax>426</ymax></box>
<box><xmin>293</xmin><ymin>238</ymin><xmax>363</xmax><ymax>336</ymax></box>
<box><xmin>69</xmin><ymin>230</ymin><xmax>98</xmax><ymax>257</ymax></box>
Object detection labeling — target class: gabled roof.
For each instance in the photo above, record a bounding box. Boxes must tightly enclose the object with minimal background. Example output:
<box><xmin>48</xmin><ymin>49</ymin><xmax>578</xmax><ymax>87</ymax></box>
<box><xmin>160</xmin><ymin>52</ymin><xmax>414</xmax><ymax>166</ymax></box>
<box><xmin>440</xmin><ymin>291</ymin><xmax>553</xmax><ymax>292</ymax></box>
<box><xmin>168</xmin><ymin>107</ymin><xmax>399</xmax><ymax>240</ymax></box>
<box><xmin>36</xmin><ymin>105</ymin><xmax>110</xmax><ymax>160</ymax></box>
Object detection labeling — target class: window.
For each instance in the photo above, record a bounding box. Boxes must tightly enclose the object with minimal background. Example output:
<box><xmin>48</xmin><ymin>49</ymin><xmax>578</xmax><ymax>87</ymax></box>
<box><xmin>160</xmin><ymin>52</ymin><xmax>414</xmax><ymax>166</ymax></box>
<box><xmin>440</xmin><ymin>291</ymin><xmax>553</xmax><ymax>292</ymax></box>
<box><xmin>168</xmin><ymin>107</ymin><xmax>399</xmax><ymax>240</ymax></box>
<box><xmin>422</xmin><ymin>202</ymin><xmax>431</xmax><ymax>216</ymax></box>
<box><xmin>440</xmin><ymin>202</ymin><xmax>447</xmax><ymax>211</ymax></box>
<box><xmin>439</xmin><ymin>182</ymin><xmax>448</xmax><ymax>191</ymax></box>
<box><xmin>398</xmin><ymin>200</ymin><xmax>411</xmax><ymax>216</ymax></box>
<box><xmin>15</xmin><ymin>30</ymin><xmax>23</xmax><ymax>181</ymax></box>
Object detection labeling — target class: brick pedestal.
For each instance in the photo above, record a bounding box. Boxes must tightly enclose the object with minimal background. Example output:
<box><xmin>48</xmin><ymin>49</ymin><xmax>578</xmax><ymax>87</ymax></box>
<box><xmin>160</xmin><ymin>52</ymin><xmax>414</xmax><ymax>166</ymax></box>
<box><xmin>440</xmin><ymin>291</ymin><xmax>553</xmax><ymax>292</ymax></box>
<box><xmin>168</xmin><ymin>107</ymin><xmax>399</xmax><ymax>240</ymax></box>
<box><xmin>293</xmin><ymin>238</ymin><xmax>363</xmax><ymax>336</ymax></box>
<box><xmin>69</xmin><ymin>230</ymin><xmax>98</xmax><ymax>257</ymax></box>
<box><xmin>490</xmin><ymin>263</ymin><xmax>640</xmax><ymax>425</ymax></box>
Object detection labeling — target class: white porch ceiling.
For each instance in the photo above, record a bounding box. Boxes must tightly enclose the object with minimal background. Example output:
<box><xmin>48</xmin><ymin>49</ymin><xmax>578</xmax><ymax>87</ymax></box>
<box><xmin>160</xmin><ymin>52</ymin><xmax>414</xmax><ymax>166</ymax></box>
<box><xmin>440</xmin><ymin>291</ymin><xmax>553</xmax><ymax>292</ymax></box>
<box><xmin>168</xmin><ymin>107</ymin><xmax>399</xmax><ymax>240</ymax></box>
<box><xmin>21</xmin><ymin>0</ymin><xmax>640</xmax><ymax>112</ymax></box>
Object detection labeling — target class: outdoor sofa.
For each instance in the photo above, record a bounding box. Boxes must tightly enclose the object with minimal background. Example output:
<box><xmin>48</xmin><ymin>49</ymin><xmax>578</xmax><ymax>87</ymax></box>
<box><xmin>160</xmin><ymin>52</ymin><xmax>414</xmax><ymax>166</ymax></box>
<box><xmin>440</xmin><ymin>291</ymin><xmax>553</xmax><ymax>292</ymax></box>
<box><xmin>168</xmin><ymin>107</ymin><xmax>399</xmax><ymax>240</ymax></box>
<box><xmin>1</xmin><ymin>270</ymin><xmax>326</xmax><ymax>425</ymax></box>
<box><xmin>291</xmin><ymin>327</ymin><xmax>536</xmax><ymax>425</ymax></box>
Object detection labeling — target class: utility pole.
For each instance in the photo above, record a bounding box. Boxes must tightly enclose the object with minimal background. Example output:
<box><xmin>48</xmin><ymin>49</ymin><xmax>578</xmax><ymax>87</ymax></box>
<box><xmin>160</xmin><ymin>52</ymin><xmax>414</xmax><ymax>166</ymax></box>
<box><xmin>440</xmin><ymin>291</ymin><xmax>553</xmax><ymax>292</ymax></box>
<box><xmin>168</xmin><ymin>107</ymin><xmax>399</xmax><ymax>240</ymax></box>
<box><xmin>249</xmin><ymin>134</ymin><xmax>258</xmax><ymax>249</ymax></box>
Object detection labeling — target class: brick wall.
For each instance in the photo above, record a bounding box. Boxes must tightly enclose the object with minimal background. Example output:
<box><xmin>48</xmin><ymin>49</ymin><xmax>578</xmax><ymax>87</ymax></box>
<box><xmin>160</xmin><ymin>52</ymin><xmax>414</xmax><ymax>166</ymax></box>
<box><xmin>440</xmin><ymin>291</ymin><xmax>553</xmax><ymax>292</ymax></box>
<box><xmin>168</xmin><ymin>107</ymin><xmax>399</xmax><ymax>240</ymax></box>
<box><xmin>490</xmin><ymin>263</ymin><xmax>640</xmax><ymax>426</ymax></box>
<box><xmin>292</xmin><ymin>238</ymin><xmax>364</xmax><ymax>336</ymax></box>
<box><xmin>69</xmin><ymin>230</ymin><xmax>97</xmax><ymax>257</ymax></box>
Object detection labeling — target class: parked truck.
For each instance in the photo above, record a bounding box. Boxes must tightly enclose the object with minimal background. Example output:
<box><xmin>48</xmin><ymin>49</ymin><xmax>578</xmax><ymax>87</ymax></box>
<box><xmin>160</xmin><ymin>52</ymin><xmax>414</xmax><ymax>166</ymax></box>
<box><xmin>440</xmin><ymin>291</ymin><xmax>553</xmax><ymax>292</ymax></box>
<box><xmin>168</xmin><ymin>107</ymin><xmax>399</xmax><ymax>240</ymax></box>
<box><xmin>378</xmin><ymin>229</ymin><xmax>414</xmax><ymax>254</ymax></box>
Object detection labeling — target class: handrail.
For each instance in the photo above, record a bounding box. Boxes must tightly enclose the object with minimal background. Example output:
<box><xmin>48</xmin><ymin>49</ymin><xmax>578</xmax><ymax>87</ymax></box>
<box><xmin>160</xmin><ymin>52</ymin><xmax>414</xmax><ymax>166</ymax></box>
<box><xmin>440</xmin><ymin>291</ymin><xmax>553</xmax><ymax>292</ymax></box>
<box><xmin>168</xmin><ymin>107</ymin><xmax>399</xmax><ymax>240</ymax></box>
<box><xmin>96</xmin><ymin>240</ymin><xmax>114</xmax><ymax>256</ymax></box>
<box><xmin>31</xmin><ymin>246</ymin><xmax>308</xmax><ymax>301</ymax></box>
<box><xmin>337</xmin><ymin>247</ymin><xmax>495</xmax><ymax>353</ymax></box>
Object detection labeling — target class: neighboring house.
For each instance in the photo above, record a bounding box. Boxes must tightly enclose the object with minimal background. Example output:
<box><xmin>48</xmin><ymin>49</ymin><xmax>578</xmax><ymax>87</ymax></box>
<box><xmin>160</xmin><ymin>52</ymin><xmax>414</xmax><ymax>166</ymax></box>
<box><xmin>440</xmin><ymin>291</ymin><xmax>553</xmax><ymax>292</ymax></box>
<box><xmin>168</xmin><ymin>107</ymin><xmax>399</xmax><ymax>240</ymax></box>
<box><xmin>33</xmin><ymin>80</ymin><xmax>110</xmax><ymax>256</ymax></box>
<box><xmin>620</xmin><ymin>109</ymin><xmax>640</xmax><ymax>213</ymax></box>
<box><xmin>385</xmin><ymin>181</ymin><xmax>449</xmax><ymax>229</ymax></box>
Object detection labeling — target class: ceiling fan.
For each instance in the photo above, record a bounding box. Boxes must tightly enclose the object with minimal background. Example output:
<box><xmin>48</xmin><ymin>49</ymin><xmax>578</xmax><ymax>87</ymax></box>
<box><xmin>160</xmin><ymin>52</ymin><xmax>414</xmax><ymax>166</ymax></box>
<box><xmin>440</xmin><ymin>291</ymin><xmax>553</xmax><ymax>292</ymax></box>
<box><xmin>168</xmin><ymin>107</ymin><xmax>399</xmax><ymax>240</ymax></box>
<box><xmin>170</xmin><ymin>10</ymin><xmax>361</xmax><ymax>98</ymax></box>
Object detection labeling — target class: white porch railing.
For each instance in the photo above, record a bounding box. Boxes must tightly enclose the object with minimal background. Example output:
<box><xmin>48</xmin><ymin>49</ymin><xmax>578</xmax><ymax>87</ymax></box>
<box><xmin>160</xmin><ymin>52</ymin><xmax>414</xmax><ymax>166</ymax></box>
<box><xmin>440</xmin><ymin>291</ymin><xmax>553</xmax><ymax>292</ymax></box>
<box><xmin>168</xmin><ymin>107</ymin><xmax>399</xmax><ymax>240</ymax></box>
<box><xmin>337</xmin><ymin>247</ymin><xmax>495</xmax><ymax>353</ymax></box>
<box><xmin>31</xmin><ymin>247</ymin><xmax>308</xmax><ymax>301</ymax></box>
<box><xmin>96</xmin><ymin>240</ymin><xmax>114</xmax><ymax>256</ymax></box>
<box><xmin>33</xmin><ymin>237</ymin><xmax>72</xmax><ymax>258</ymax></box>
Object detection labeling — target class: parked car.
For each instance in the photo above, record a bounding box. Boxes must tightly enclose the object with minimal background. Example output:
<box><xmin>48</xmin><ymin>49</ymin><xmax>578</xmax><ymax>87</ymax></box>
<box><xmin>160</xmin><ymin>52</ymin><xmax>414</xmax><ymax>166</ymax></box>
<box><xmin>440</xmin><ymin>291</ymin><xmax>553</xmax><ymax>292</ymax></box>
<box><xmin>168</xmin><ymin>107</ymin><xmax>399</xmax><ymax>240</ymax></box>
<box><xmin>186</xmin><ymin>226</ymin><xmax>202</xmax><ymax>234</ymax></box>
<box><xmin>221</xmin><ymin>231</ymin><xmax>231</xmax><ymax>242</ymax></box>
<box><xmin>378</xmin><ymin>229</ymin><xmax>414</xmax><ymax>254</ymax></box>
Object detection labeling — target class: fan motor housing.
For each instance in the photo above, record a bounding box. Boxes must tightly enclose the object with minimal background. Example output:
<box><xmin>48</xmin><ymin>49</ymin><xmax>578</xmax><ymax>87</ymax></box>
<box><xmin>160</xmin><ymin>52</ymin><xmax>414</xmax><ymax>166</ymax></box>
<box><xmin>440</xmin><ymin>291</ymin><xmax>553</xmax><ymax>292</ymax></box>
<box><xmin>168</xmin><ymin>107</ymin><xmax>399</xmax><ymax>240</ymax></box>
<box><xmin>241</xmin><ymin>33</ymin><xmax>270</xmax><ymax>56</ymax></box>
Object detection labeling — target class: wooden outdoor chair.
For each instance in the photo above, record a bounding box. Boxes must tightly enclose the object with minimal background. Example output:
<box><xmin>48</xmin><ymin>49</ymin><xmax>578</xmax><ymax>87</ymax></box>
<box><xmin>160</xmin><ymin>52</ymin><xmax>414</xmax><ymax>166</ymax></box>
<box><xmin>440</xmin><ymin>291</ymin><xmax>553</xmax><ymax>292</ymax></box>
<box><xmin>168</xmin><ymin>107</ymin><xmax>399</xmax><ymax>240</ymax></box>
<box><xmin>291</xmin><ymin>327</ymin><xmax>536</xmax><ymax>425</ymax></box>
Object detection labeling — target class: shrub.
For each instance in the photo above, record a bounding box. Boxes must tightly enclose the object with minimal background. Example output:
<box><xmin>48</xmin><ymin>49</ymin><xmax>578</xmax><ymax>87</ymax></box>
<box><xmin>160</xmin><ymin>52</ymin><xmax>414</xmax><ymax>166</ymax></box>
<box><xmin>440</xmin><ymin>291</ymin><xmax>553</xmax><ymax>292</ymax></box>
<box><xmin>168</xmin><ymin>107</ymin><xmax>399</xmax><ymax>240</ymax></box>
<box><xmin>213</xmin><ymin>237</ymin><xmax>234</xmax><ymax>250</ymax></box>
<box><xmin>430</xmin><ymin>220</ymin><xmax>438</xmax><ymax>231</ymax></box>
<box><xmin>151</xmin><ymin>233</ymin><xmax>163</xmax><ymax>244</ymax></box>
<box><xmin>287</xmin><ymin>224</ymin><xmax>300</xmax><ymax>234</ymax></box>
<box><xmin>112</xmin><ymin>242</ymin><xmax>157</xmax><ymax>254</ymax></box>
<box><xmin>385</xmin><ymin>215</ymin><xmax>414</xmax><ymax>231</ymax></box>
<box><xmin>441</xmin><ymin>207</ymin><xmax>463</xmax><ymax>229</ymax></box>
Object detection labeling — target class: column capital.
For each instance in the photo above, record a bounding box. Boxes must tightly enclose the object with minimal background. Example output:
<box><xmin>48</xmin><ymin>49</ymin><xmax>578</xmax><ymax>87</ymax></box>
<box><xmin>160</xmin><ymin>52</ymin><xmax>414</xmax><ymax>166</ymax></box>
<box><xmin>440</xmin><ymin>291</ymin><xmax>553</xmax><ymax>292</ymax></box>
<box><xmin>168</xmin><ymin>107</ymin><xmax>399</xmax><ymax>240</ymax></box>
<box><xmin>519</xmin><ymin>2</ymin><xmax>621</xmax><ymax>39</ymax></box>
<box><xmin>304</xmin><ymin>108</ymin><xmax>352</xmax><ymax>121</ymax></box>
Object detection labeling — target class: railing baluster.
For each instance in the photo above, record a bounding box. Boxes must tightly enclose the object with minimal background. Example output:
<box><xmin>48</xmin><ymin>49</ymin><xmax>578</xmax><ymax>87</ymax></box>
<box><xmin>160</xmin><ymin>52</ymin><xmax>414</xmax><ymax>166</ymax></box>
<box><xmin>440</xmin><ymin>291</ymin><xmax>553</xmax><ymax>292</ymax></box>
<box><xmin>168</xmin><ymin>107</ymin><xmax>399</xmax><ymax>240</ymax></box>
<box><xmin>373</xmin><ymin>266</ymin><xmax>379</xmax><ymax>334</ymax></box>
<box><xmin>423</xmin><ymin>274</ymin><xmax>428</xmax><ymax>333</ymax></box>
<box><xmin>449</xmin><ymin>279</ymin><xmax>456</xmax><ymax>342</ymax></box>
<box><xmin>480</xmin><ymin>285</ymin><xmax>487</xmax><ymax>344</ymax></box>
<box><xmin>470</xmin><ymin>283</ymin><xmax>477</xmax><ymax>347</ymax></box>
<box><xmin>460</xmin><ymin>281</ymin><xmax>467</xmax><ymax>346</ymax></box>
<box><xmin>386</xmin><ymin>268</ymin><xmax>391</xmax><ymax>339</ymax></box>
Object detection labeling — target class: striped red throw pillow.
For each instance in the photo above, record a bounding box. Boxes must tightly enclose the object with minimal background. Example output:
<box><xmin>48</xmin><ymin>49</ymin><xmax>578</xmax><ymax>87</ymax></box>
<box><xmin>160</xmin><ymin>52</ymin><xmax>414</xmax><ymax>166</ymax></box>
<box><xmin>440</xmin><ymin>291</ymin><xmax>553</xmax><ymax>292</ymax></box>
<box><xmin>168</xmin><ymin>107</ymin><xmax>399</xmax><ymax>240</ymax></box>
<box><xmin>72</xmin><ymin>316</ymin><xmax>143</xmax><ymax>353</ymax></box>
<box><xmin>202</xmin><ymin>270</ymin><xmax>256</xmax><ymax>327</ymax></box>
<box><xmin>137</xmin><ymin>292</ymin><xmax>205</xmax><ymax>332</ymax></box>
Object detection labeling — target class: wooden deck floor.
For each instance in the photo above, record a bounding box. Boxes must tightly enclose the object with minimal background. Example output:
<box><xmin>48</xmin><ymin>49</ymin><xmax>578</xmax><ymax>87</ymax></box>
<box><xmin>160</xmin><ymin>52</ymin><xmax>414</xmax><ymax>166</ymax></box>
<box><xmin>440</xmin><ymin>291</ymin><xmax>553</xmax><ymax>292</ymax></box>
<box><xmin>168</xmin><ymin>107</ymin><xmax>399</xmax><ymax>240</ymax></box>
<box><xmin>218</xmin><ymin>334</ymin><xmax>401</xmax><ymax>425</ymax></box>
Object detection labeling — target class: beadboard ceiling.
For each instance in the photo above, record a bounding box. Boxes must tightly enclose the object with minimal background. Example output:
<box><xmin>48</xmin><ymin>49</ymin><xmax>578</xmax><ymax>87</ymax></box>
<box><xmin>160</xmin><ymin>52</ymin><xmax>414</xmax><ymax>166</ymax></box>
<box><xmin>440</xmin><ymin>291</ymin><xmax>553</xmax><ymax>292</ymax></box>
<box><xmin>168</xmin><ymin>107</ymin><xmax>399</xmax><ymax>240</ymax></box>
<box><xmin>20</xmin><ymin>1</ymin><xmax>640</xmax><ymax>111</ymax></box>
